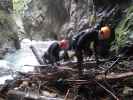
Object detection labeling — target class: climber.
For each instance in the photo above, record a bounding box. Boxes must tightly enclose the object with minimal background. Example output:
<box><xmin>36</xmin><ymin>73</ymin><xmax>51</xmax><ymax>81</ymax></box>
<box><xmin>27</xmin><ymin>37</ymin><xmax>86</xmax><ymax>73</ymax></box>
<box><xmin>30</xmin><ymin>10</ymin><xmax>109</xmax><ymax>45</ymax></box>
<box><xmin>71</xmin><ymin>25</ymin><xmax>112</xmax><ymax>74</ymax></box>
<box><xmin>42</xmin><ymin>39</ymin><xmax>69</xmax><ymax>65</ymax></box>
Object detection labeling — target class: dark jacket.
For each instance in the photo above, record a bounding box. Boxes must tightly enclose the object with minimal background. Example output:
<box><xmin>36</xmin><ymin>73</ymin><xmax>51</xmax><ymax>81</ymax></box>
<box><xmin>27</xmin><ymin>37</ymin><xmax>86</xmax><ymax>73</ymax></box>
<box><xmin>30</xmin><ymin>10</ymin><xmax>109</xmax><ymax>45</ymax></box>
<box><xmin>42</xmin><ymin>42</ymin><xmax>61</xmax><ymax>64</ymax></box>
<box><xmin>70</xmin><ymin>28</ymin><xmax>99</xmax><ymax>64</ymax></box>
<box><xmin>72</xmin><ymin>29</ymin><xmax>99</xmax><ymax>52</ymax></box>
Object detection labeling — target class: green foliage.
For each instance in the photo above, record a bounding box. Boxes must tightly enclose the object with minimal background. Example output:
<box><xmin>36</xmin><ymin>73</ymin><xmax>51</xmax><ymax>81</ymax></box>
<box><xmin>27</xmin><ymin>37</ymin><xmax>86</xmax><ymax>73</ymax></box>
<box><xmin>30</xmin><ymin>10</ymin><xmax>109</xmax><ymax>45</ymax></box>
<box><xmin>115</xmin><ymin>5</ymin><xmax>133</xmax><ymax>48</ymax></box>
<box><xmin>13</xmin><ymin>0</ymin><xmax>28</xmax><ymax>15</ymax></box>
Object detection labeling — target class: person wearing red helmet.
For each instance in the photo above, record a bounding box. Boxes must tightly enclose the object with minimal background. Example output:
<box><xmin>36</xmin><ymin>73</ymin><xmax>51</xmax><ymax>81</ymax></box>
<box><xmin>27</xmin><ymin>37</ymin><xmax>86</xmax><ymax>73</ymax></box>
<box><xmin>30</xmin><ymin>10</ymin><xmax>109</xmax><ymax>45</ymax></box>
<box><xmin>59</xmin><ymin>39</ymin><xmax>69</xmax><ymax>61</ymax></box>
<box><xmin>42</xmin><ymin>39</ymin><xmax>69</xmax><ymax>65</ymax></box>
<box><xmin>42</xmin><ymin>42</ymin><xmax>60</xmax><ymax>65</ymax></box>
<box><xmin>59</xmin><ymin>39</ymin><xmax>69</xmax><ymax>49</ymax></box>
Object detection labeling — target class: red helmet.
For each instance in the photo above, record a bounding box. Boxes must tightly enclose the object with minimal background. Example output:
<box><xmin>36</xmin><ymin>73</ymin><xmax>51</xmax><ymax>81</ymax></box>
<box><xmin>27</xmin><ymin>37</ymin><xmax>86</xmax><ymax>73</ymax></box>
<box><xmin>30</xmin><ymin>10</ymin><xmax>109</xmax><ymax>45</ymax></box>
<box><xmin>59</xmin><ymin>39</ymin><xmax>69</xmax><ymax>49</ymax></box>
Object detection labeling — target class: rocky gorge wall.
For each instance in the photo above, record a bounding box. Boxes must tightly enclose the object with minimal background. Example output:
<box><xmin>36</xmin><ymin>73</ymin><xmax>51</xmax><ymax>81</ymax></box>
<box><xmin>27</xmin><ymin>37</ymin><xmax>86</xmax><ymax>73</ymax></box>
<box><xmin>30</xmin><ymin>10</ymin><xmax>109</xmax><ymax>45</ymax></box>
<box><xmin>0</xmin><ymin>0</ymin><xmax>20</xmax><ymax>58</ymax></box>
<box><xmin>23</xmin><ymin>0</ymin><xmax>132</xmax><ymax>43</ymax></box>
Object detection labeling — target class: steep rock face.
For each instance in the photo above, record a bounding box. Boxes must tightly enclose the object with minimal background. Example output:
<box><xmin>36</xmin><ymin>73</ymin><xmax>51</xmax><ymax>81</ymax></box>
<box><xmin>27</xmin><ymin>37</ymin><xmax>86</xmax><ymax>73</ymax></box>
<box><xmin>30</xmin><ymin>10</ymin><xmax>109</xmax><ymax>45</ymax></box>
<box><xmin>23</xmin><ymin>0</ymin><xmax>132</xmax><ymax>40</ymax></box>
<box><xmin>0</xmin><ymin>0</ymin><xmax>20</xmax><ymax>58</ymax></box>
<box><xmin>60</xmin><ymin>0</ymin><xmax>93</xmax><ymax>36</ymax></box>
<box><xmin>23</xmin><ymin>0</ymin><xmax>70</xmax><ymax>40</ymax></box>
<box><xmin>0</xmin><ymin>0</ymin><xmax>13</xmax><ymax>13</ymax></box>
<box><xmin>23</xmin><ymin>0</ymin><xmax>93</xmax><ymax>39</ymax></box>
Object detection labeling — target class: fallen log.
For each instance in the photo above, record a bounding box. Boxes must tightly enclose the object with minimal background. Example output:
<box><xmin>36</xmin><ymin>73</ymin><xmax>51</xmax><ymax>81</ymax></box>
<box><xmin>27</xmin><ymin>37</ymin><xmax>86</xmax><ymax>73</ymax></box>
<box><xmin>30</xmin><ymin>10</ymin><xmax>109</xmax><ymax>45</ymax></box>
<box><xmin>17</xmin><ymin>70</ymin><xmax>72</xmax><ymax>82</ymax></box>
<box><xmin>16</xmin><ymin>71</ymin><xmax>133</xmax><ymax>87</ymax></box>
<box><xmin>30</xmin><ymin>45</ymin><xmax>44</xmax><ymax>65</ymax></box>
<box><xmin>7</xmin><ymin>90</ymin><xmax>64</xmax><ymax>100</ymax></box>
<box><xmin>96</xmin><ymin>72</ymin><xmax>133</xmax><ymax>80</ymax></box>
<box><xmin>65</xmin><ymin>71</ymin><xmax>133</xmax><ymax>86</ymax></box>
<box><xmin>1</xmin><ymin>71</ymin><xmax>133</xmax><ymax>100</ymax></box>
<box><xmin>24</xmin><ymin>60</ymin><xmax>97</xmax><ymax>70</ymax></box>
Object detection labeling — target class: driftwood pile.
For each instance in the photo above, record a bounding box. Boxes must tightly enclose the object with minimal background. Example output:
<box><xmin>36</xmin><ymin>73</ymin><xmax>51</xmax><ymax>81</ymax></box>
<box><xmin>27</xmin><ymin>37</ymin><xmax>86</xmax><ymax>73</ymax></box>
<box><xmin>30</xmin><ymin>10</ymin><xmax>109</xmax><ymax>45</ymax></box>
<box><xmin>0</xmin><ymin>56</ymin><xmax>133</xmax><ymax>100</ymax></box>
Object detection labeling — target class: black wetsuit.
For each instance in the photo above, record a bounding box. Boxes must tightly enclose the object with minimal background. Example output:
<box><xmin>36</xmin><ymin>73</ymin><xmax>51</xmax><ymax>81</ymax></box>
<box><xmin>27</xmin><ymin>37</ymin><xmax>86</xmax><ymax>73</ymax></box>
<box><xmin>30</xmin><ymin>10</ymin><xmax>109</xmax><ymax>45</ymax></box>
<box><xmin>71</xmin><ymin>29</ymin><xmax>99</xmax><ymax>73</ymax></box>
<box><xmin>42</xmin><ymin>42</ymin><xmax>61</xmax><ymax>65</ymax></box>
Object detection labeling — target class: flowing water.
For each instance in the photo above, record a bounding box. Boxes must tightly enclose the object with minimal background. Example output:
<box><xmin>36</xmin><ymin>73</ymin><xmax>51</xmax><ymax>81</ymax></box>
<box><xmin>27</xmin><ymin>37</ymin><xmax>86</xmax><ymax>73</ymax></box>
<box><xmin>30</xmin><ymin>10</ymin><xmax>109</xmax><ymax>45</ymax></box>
<box><xmin>0</xmin><ymin>39</ymin><xmax>55</xmax><ymax>84</ymax></box>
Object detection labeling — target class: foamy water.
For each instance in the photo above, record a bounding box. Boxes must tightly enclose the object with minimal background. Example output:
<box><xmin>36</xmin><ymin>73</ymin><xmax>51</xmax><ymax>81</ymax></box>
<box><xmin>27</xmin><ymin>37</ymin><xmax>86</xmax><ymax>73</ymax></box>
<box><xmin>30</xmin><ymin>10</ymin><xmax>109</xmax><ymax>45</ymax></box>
<box><xmin>0</xmin><ymin>39</ymin><xmax>54</xmax><ymax>84</ymax></box>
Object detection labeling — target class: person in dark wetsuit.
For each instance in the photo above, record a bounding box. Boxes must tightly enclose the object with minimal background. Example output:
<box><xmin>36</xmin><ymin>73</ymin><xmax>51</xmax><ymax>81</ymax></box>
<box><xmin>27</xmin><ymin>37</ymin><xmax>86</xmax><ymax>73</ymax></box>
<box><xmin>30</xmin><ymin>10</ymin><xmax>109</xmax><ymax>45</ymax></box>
<box><xmin>42</xmin><ymin>42</ymin><xmax>60</xmax><ymax>65</ymax></box>
<box><xmin>42</xmin><ymin>40</ymin><xmax>69</xmax><ymax>65</ymax></box>
<box><xmin>71</xmin><ymin>26</ymin><xmax>112</xmax><ymax>74</ymax></box>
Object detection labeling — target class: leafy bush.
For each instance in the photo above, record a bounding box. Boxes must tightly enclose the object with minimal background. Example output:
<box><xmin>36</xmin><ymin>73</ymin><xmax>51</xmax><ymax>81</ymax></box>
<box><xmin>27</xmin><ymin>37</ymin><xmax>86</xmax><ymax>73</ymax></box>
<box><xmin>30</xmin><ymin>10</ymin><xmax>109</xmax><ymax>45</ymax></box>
<box><xmin>115</xmin><ymin>5</ymin><xmax>133</xmax><ymax>47</ymax></box>
<box><xmin>13</xmin><ymin>0</ymin><xmax>29</xmax><ymax>15</ymax></box>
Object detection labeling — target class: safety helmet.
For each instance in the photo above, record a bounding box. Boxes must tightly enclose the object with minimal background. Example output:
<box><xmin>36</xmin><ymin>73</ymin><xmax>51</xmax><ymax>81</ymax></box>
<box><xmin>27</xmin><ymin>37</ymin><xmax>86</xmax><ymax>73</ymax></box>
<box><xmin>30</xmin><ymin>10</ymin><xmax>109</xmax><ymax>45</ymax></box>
<box><xmin>59</xmin><ymin>39</ymin><xmax>69</xmax><ymax>49</ymax></box>
<box><xmin>99</xmin><ymin>26</ymin><xmax>111</xmax><ymax>40</ymax></box>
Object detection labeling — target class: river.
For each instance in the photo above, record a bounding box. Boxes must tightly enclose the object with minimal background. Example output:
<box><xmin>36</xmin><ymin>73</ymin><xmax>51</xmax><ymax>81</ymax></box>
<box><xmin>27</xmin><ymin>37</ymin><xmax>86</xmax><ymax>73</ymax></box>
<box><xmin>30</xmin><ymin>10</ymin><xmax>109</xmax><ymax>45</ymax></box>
<box><xmin>0</xmin><ymin>39</ymin><xmax>54</xmax><ymax>84</ymax></box>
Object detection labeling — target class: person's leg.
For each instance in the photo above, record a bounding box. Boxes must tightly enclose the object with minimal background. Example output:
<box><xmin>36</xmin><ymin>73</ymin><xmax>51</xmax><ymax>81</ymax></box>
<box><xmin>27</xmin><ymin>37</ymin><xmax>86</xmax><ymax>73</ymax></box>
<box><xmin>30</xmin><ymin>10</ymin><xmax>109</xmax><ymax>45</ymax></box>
<box><xmin>42</xmin><ymin>52</ymin><xmax>50</xmax><ymax>64</ymax></box>
<box><xmin>94</xmin><ymin>43</ymin><xmax>100</xmax><ymax>65</ymax></box>
<box><xmin>49</xmin><ymin>54</ymin><xmax>54</xmax><ymax>65</ymax></box>
<box><xmin>62</xmin><ymin>50</ymin><xmax>69</xmax><ymax>61</ymax></box>
<box><xmin>52</xmin><ymin>49</ymin><xmax>60</xmax><ymax>66</ymax></box>
<box><xmin>99</xmin><ymin>41</ymin><xmax>110</xmax><ymax>58</ymax></box>
<box><xmin>75</xmin><ymin>50</ymin><xmax>83</xmax><ymax>76</ymax></box>
<box><xmin>83</xmin><ymin>47</ymin><xmax>93</xmax><ymax>59</ymax></box>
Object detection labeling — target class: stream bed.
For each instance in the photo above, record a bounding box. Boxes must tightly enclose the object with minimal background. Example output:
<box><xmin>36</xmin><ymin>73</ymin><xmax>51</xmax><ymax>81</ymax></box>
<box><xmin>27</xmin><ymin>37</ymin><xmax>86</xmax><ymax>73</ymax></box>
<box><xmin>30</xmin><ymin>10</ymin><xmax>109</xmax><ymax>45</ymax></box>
<box><xmin>0</xmin><ymin>39</ymin><xmax>54</xmax><ymax>84</ymax></box>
